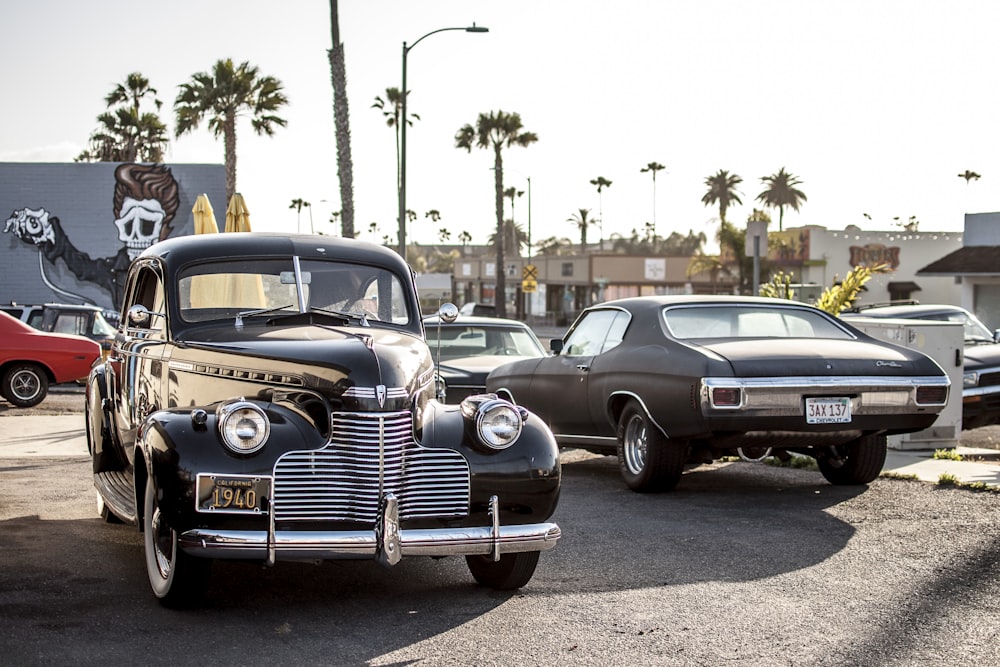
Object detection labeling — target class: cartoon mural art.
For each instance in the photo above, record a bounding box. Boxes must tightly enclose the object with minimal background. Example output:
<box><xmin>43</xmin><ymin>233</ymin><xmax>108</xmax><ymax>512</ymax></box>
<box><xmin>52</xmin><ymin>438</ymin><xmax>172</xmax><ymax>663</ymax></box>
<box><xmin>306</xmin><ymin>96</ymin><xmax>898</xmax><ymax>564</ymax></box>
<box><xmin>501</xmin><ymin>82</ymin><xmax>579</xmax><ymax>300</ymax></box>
<box><xmin>4</xmin><ymin>164</ymin><xmax>180</xmax><ymax>311</ymax></box>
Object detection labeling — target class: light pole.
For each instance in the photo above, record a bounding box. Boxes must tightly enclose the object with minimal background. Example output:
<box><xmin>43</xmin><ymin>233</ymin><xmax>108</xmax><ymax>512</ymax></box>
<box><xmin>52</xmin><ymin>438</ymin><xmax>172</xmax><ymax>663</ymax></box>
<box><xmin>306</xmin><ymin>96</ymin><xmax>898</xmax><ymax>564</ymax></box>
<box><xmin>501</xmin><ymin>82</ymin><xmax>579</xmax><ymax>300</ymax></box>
<box><xmin>399</xmin><ymin>22</ymin><xmax>488</xmax><ymax>261</ymax></box>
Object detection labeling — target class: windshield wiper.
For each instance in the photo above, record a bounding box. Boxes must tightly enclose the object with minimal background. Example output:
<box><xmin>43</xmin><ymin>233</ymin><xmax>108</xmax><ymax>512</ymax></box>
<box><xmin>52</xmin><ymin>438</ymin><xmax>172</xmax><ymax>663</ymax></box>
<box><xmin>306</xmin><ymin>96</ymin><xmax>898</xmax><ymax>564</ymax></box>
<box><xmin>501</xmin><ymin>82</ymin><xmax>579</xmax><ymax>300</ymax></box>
<box><xmin>235</xmin><ymin>304</ymin><xmax>294</xmax><ymax>329</ymax></box>
<box><xmin>308</xmin><ymin>306</ymin><xmax>370</xmax><ymax>327</ymax></box>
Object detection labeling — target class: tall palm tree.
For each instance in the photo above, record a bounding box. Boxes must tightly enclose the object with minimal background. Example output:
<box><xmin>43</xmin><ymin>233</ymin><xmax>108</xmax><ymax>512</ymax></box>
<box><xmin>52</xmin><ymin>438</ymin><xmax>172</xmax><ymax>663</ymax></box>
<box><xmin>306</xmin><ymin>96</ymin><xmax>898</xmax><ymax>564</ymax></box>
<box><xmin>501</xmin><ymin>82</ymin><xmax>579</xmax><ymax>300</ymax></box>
<box><xmin>640</xmin><ymin>162</ymin><xmax>666</xmax><ymax>235</ymax></box>
<box><xmin>328</xmin><ymin>0</ymin><xmax>355</xmax><ymax>239</ymax></box>
<box><xmin>568</xmin><ymin>208</ymin><xmax>595</xmax><ymax>253</ymax></box>
<box><xmin>455</xmin><ymin>110</ymin><xmax>538</xmax><ymax>318</ymax></box>
<box><xmin>504</xmin><ymin>186</ymin><xmax>524</xmax><ymax>232</ymax></box>
<box><xmin>289</xmin><ymin>198</ymin><xmax>311</xmax><ymax>233</ymax></box>
<box><xmin>77</xmin><ymin>72</ymin><xmax>169</xmax><ymax>163</ymax></box>
<box><xmin>701</xmin><ymin>169</ymin><xmax>743</xmax><ymax>224</ymax></box>
<box><xmin>175</xmin><ymin>59</ymin><xmax>289</xmax><ymax>202</ymax></box>
<box><xmin>756</xmin><ymin>167</ymin><xmax>806</xmax><ymax>232</ymax></box>
<box><xmin>372</xmin><ymin>87</ymin><xmax>419</xmax><ymax>197</ymax></box>
<box><xmin>590</xmin><ymin>176</ymin><xmax>612</xmax><ymax>248</ymax></box>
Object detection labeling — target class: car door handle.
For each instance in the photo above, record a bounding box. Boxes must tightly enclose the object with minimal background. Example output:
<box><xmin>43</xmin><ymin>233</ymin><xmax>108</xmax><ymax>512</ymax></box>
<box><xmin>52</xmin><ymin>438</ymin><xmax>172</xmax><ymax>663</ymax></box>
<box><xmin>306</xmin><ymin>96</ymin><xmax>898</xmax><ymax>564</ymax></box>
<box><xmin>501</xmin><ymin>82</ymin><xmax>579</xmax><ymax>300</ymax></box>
<box><xmin>576</xmin><ymin>364</ymin><xmax>590</xmax><ymax>372</ymax></box>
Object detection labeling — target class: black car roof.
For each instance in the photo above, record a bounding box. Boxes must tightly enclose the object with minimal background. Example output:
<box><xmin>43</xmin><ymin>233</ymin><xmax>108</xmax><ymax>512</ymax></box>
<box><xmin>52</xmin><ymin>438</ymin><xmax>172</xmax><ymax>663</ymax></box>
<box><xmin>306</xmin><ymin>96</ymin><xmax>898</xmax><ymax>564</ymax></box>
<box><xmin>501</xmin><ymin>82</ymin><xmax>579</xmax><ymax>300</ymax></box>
<box><xmin>142</xmin><ymin>233</ymin><xmax>413</xmax><ymax>276</ymax></box>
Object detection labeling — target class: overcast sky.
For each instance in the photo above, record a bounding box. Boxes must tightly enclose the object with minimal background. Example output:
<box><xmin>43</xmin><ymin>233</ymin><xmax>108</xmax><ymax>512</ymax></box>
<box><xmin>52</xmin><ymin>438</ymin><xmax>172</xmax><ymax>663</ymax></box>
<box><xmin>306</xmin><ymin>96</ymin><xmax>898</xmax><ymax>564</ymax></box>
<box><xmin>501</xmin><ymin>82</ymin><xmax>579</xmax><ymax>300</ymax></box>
<box><xmin>3</xmin><ymin>1</ymin><xmax>998</xmax><ymax>249</ymax></box>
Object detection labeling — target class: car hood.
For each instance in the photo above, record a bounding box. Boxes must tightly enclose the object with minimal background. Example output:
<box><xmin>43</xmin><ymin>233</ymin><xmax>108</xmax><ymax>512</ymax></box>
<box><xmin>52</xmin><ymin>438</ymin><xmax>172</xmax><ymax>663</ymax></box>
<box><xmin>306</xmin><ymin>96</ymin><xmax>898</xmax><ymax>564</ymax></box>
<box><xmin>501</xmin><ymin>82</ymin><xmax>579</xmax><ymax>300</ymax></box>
<box><xmin>440</xmin><ymin>354</ymin><xmax>538</xmax><ymax>373</ymax></box>
<box><xmin>697</xmin><ymin>338</ymin><xmax>941</xmax><ymax>377</ymax></box>
<box><xmin>174</xmin><ymin>323</ymin><xmax>433</xmax><ymax>410</ymax></box>
<box><xmin>963</xmin><ymin>342</ymin><xmax>1000</xmax><ymax>369</ymax></box>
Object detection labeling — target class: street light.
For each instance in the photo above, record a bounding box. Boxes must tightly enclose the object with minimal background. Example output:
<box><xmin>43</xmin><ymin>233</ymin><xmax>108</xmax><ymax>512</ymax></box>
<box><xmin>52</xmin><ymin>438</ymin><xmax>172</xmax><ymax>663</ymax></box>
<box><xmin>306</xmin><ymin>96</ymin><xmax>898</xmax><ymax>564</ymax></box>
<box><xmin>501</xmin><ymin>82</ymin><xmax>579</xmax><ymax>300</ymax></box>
<box><xmin>399</xmin><ymin>22</ymin><xmax>488</xmax><ymax>261</ymax></box>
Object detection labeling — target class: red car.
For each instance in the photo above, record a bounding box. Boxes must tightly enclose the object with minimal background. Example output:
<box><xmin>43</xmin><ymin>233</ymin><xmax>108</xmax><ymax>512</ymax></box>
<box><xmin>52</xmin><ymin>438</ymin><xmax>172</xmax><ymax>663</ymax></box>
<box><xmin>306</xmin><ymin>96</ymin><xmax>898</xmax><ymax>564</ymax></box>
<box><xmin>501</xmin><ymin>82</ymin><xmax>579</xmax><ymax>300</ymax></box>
<box><xmin>0</xmin><ymin>310</ymin><xmax>100</xmax><ymax>408</ymax></box>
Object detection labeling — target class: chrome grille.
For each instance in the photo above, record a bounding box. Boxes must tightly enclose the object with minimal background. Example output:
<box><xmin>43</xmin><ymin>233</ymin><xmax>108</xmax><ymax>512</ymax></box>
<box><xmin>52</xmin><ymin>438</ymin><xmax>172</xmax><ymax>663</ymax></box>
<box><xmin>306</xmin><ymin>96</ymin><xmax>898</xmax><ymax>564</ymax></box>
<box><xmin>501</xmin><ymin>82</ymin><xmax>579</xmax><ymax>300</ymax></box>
<box><xmin>272</xmin><ymin>411</ymin><xmax>470</xmax><ymax>522</ymax></box>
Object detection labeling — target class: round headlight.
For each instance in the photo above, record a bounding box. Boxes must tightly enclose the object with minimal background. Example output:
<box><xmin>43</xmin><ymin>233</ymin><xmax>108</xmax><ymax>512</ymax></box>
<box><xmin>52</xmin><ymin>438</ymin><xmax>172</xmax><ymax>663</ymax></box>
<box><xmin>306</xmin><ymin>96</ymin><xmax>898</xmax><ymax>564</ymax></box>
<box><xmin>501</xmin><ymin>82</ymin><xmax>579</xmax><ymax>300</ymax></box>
<box><xmin>475</xmin><ymin>399</ymin><xmax>523</xmax><ymax>450</ymax></box>
<box><xmin>218</xmin><ymin>401</ymin><xmax>270</xmax><ymax>454</ymax></box>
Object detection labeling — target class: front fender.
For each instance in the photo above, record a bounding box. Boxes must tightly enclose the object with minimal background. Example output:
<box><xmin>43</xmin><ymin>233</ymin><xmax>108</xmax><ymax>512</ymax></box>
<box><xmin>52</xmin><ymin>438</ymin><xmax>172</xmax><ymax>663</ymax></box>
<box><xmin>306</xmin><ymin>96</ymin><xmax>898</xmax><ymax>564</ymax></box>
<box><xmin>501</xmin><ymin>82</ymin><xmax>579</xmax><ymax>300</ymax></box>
<box><xmin>420</xmin><ymin>399</ymin><xmax>561</xmax><ymax>524</ymax></box>
<box><xmin>140</xmin><ymin>400</ymin><xmax>329</xmax><ymax>528</ymax></box>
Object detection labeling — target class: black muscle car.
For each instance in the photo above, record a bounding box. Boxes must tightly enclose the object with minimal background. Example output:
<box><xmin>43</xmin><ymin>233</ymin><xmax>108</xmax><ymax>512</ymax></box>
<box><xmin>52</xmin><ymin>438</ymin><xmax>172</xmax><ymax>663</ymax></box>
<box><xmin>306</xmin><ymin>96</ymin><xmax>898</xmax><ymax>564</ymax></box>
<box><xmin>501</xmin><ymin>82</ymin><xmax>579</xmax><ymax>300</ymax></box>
<box><xmin>87</xmin><ymin>233</ymin><xmax>560</xmax><ymax>606</ymax></box>
<box><xmin>486</xmin><ymin>295</ymin><xmax>950</xmax><ymax>492</ymax></box>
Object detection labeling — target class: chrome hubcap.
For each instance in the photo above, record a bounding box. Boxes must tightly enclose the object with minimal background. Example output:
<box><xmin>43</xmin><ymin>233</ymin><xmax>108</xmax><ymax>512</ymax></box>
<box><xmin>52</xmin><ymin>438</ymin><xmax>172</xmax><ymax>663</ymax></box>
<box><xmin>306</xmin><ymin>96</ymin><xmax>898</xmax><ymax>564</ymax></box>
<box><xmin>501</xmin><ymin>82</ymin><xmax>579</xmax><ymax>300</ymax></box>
<box><xmin>623</xmin><ymin>415</ymin><xmax>647</xmax><ymax>475</ymax></box>
<box><xmin>11</xmin><ymin>370</ymin><xmax>41</xmax><ymax>401</ymax></box>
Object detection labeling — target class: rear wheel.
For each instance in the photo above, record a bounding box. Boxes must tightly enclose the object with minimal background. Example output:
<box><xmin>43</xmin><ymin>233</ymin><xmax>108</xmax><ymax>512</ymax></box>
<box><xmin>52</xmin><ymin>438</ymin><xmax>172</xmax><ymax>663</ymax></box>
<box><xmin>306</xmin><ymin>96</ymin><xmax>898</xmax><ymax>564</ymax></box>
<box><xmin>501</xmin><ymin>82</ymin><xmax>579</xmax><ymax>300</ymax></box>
<box><xmin>817</xmin><ymin>434</ymin><xmax>887</xmax><ymax>485</ymax></box>
<box><xmin>617</xmin><ymin>400</ymin><xmax>686</xmax><ymax>492</ymax></box>
<box><xmin>144</xmin><ymin>475</ymin><xmax>210</xmax><ymax>607</ymax></box>
<box><xmin>2</xmin><ymin>363</ymin><xmax>48</xmax><ymax>408</ymax></box>
<box><xmin>466</xmin><ymin>551</ymin><xmax>540</xmax><ymax>590</ymax></box>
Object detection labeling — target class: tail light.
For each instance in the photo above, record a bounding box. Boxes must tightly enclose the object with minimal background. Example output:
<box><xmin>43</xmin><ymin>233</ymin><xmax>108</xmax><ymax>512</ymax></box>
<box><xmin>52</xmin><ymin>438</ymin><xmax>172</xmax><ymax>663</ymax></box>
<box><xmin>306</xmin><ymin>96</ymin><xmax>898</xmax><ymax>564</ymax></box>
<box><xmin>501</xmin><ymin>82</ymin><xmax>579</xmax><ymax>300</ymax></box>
<box><xmin>915</xmin><ymin>385</ymin><xmax>948</xmax><ymax>406</ymax></box>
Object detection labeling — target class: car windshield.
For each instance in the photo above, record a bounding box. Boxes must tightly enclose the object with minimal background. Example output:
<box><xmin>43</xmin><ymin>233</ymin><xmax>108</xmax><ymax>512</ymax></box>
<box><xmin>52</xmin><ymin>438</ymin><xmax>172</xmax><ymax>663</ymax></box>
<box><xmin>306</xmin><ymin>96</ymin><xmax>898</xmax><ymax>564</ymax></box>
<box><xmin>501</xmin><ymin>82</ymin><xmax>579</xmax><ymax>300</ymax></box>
<box><xmin>663</xmin><ymin>304</ymin><xmax>854</xmax><ymax>340</ymax></box>
<box><xmin>912</xmin><ymin>310</ymin><xmax>995</xmax><ymax>344</ymax></box>
<box><xmin>425</xmin><ymin>324</ymin><xmax>546</xmax><ymax>361</ymax></box>
<box><xmin>177</xmin><ymin>257</ymin><xmax>412</xmax><ymax>326</ymax></box>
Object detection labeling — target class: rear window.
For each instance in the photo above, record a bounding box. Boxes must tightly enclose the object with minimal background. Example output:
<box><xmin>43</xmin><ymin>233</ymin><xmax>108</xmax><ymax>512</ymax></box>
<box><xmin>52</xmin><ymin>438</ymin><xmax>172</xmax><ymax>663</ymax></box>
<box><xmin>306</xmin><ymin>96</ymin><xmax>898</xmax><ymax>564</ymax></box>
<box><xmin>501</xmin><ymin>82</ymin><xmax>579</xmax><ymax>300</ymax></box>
<box><xmin>663</xmin><ymin>304</ymin><xmax>854</xmax><ymax>340</ymax></box>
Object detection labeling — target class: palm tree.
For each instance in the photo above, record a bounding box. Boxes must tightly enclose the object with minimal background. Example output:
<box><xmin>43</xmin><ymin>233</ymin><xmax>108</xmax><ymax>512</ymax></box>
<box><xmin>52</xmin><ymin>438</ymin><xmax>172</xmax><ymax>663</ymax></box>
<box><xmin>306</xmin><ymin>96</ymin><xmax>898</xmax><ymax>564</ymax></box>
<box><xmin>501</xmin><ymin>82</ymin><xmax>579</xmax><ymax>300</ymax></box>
<box><xmin>640</xmin><ymin>162</ymin><xmax>666</xmax><ymax>235</ymax></box>
<box><xmin>488</xmin><ymin>220</ymin><xmax>529</xmax><ymax>257</ymax></box>
<box><xmin>328</xmin><ymin>0</ymin><xmax>355</xmax><ymax>239</ymax></box>
<box><xmin>504</xmin><ymin>186</ymin><xmax>524</xmax><ymax>232</ymax></box>
<box><xmin>77</xmin><ymin>72</ymin><xmax>169</xmax><ymax>163</ymax></box>
<box><xmin>590</xmin><ymin>176</ymin><xmax>612</xmax><ymax>248</ymax></box>
<box><xmin>373</xmin><ymin>87</ymin><xmax>419</xmax><ymax>195</ymax></box>
<box><xmin>568</xmin><ymin>208</ymin><xmax>595</xmax><ymax>253</ymax></box>
<box><xmin>756</xmin><ymin>167</ymin><xmax>806</xmax><ymax>232</ymax></box>
<box><xmin>289</xmin><ymin>198</ymin><xmax>311</xmax><ymax>233</ymax></box>
<box><xmin>174</xmin><ymin>58</ymin><xmax>289</xmax><ymax>202</ymax></box>
<box><xmin>701</xmin><ymin>169</ymin><xmax>743</xmax><ymax>224</ymax></box>
<box><xmin>958</xmin><ymin>169</ymin><xmax>981</xmax><ymax>184</ymax></box>
<box><xmin>455</xmin><ymin>110</ymin><xmax>538</xmax><ymax>318</ymax></box>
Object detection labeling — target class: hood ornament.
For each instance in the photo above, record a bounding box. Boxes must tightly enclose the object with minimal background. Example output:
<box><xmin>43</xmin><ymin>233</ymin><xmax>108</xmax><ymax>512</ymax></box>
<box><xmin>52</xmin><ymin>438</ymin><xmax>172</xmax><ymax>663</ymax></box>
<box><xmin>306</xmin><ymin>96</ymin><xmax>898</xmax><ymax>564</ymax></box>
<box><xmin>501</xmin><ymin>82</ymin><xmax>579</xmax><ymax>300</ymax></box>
<box><xmin>376</xmin><ymin>384</ymin><xmax>387</xmax><ymax>408</ymax></box>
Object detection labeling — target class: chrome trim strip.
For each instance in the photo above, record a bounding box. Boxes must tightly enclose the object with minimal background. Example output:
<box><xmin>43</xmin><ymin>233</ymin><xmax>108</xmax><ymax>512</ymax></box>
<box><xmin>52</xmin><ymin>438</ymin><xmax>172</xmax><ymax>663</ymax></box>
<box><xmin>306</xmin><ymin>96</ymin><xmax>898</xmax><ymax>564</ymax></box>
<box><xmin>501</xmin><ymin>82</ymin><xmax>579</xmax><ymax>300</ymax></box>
<box><xmin>964</xmin><ymin>385</ymin><xmax>1000</xmax><ymax>397</ymax></box>
<box><xmin>700</xmin><ymin>375</ymin><xmax>950</xmax><ymax>414</ymax></box>
<box><xmin>178</xmin><ymin>523</ymin><xmax>562</xmax><ymax>560</ymax></box>
<box><xmin>702</xmin><ymin>375</ymin><xmax>950</xmax><ymax>389</ymax></box>
<box><xmin>343</xmin><ymin>386</ymin><xmax>409</xmax><ymax>399</ymax></box>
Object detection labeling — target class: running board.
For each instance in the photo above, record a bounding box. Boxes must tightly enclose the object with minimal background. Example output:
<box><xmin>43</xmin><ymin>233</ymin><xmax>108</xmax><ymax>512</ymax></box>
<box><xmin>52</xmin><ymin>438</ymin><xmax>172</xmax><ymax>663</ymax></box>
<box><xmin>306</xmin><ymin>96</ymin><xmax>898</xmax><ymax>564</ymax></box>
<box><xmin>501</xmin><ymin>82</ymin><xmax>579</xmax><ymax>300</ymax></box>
<box><xmin>94</xmin><ymin>471</ymin><xmax>137</xmax><ymax>524</ymax></box>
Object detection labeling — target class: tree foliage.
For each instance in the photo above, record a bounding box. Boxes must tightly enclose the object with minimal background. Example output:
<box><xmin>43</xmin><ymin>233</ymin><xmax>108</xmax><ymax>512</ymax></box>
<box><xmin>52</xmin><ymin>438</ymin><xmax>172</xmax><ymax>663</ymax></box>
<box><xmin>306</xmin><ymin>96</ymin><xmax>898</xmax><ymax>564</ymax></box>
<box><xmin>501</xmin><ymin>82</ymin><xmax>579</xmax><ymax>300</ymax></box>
<box><xmin>77</xmin><ymin>72</ymin><xmax>169</xmax><ymax>163</ymax></box>
<box><xmin>175</xmin><ymin>58</ymin><xmax>288</xmax><ymax>202</ymax></box>
<box><xmin>756</xmin><ymin>167</ymin><xmax>806</xmax><ymax>232</ymax></box>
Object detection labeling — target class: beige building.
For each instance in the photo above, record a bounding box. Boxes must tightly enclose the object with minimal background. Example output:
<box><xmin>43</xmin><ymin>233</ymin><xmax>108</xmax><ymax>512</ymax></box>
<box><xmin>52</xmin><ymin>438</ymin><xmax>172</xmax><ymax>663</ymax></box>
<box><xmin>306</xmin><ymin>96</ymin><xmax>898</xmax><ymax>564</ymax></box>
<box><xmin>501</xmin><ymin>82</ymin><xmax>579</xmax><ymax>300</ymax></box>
<box><xmin>450</xmin><ymin>224</ymin><xmax>967</xmax><ymax>325</ymax></box>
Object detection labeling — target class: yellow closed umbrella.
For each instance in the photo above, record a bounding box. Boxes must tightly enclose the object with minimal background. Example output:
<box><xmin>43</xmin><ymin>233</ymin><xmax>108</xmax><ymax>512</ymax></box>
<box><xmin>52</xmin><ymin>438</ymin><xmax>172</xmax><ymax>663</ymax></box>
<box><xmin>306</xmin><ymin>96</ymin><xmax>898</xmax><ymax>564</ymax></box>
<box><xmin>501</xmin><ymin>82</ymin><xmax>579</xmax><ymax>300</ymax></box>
<box><xmin>192</xmin><ymin>194</ymin><xmax>218</xmax><ymax>234</ymax></box>
<box><xmin>225</xmin><ymin>192</ymin><xmax>252</xmax><ymax>233</ymax></box>
<box><xmin>220</xmin><ymin>193</ymin><xmax>265</xmax><ymax>307</ymax></box>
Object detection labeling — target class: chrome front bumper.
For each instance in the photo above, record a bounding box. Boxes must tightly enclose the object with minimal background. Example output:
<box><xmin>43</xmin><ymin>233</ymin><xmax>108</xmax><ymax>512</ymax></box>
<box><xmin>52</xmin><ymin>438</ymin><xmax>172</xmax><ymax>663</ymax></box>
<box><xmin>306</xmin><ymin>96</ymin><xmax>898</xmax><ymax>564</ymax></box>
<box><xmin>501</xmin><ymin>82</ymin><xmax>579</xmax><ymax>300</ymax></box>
<box><xmin>177</xmin><ymin>494</ymin><xmax>560</xmax><ymax>565</ymax></box>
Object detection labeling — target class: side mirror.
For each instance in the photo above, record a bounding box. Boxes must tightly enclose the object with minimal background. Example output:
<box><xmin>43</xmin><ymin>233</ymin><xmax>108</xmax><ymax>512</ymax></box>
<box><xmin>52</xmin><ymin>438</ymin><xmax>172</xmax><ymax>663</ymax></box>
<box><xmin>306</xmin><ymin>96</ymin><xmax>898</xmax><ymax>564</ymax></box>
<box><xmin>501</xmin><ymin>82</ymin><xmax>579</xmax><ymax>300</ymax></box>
<box><xmin>994</xmin><ymin>328</ymin><xmax>1000</xmax><ymax>344</ymax></box>
<box><xmin>550</xmin><ymin>338</ymin><xmax>564</xmax><ymax>355</ymax></box>
<box><xmin>127</xmin><ymin>304</ymin><xmax>164</xmax><ymax>328</ymax></box>
<box><xmin>437</xmin><ymin>302</ymin><xmax>459</xmax><ymax>324</ymax></box>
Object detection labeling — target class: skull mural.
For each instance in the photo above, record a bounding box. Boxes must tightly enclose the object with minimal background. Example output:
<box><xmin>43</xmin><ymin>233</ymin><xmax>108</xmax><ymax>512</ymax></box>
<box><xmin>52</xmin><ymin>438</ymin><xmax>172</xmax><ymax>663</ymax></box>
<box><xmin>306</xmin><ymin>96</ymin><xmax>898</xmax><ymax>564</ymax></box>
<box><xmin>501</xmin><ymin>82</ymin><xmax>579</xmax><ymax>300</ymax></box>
<box><xmin>115</xmin><ymin>196</ymin><xmax>166</xmax><ymax>260</ymax></box>
<box><xmin>2</xmin><ymin>163</ymin><xmax>181</xmax><ymax>311</ymax></box>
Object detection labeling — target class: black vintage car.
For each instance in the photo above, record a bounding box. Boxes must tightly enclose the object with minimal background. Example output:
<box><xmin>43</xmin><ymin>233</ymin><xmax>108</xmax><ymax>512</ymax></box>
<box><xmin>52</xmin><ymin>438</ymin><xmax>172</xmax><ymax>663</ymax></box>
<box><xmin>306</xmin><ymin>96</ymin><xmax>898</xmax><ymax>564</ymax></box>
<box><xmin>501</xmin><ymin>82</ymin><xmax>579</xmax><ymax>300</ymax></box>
<box><xmin>487</xmin><ymin>295</ymin><xmax>950</xmax><ymax>492</ymax></box>
<box><xmin>87</xmin><ymin>233</ymin><xmax>560</xmax><ymax>606</ymax></box>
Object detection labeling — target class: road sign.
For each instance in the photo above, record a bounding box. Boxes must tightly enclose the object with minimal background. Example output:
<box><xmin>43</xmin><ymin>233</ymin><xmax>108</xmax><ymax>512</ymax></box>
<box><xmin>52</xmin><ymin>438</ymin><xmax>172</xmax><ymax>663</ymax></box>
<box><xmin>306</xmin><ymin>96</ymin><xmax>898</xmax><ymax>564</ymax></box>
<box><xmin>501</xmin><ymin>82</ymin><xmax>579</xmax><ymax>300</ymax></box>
<box><xmin>522</xmin><ymin>279</ymin><xmax>537</xmax><ymax>293</ymax></box>
<box><xmin>523</xmin><ymin>264</ymin><xmax>538</xmax><ymax>281</ymax></box>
